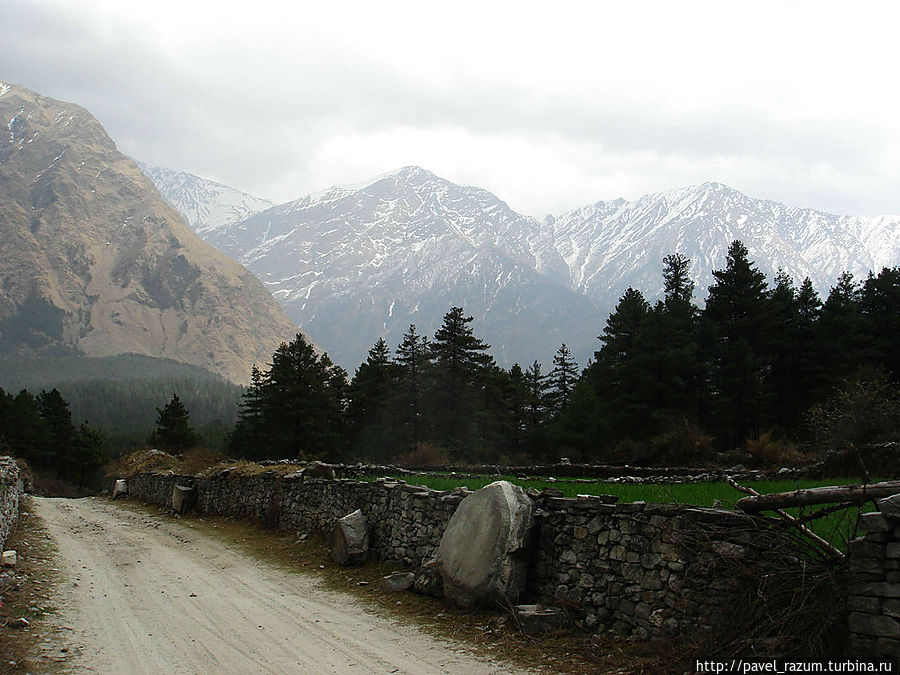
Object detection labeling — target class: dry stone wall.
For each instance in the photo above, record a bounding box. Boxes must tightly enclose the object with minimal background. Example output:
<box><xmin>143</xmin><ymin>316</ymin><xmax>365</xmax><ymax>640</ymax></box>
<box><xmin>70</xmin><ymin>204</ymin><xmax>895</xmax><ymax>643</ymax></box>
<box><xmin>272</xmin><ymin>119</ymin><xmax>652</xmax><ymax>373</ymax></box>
<box><xmin>845</xmin><ymin>499</ymin><xmax>900</xmax><ymax>660</ymax></box>
<box><xmin>0</xmin><ymin>456</ymin><xmax>22</xmax><ymax>552</ymax></box>
<box><xmin>127</xmin><ymin>468</ymin><xmax>832</xmax><ymax>644</ymax></box>
<box><xmin>528</xmin><ymin>496</ymin><xmax>806</xmax><ymax>639</ymax></box>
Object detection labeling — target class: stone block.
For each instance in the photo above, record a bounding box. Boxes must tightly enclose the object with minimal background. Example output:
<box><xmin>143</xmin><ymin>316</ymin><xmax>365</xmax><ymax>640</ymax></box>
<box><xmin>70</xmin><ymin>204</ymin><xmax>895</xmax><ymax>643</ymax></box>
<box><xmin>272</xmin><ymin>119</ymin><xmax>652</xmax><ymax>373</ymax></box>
<box><xmin>848</xmin><ymin>595</ymin><xmax>882</xmax><ymax>614</ymax></box>
<box><xmin>884</xmin><ymin>599</ymin><xmax>900</xmax><ymax>618</ymax></box>
<box><xmin>849</xmin><ymin>612</ymin><xmax>900</xmax><ymax>638</ymax></box>
<box><xmin>1</xmin><ymin>550</ymin><xmax>16</xmax><ymax>567</ymax></box>
<box><xmin>172</xmin><ymin>485</ymin><xmax>196</xmax><ymax>514</ymax></box>
<box><xmin>380</xmin><ymin>572</ymin><xmax>415</xmax><ymax>592</ymax></box>
<box><xmin>329</xmin><ymin>509</ymin><xmax>369</xmax><ymax>566</ymax></box>
<box><xmin>877</xmin><ymin>494</ymin><xmax>900</xmax><ymax>521</ymax></box>
<box><xmin>860</xmin><ymin>512</ymin><xmax>892</xmax><ymax>533</ymax></box>
<box><xmin>514</xmin><ymin>605</ymin><xmax>568</xmax><ymax>634</ymax></box>
<box><xmin>112</xmin><ymin>479</ymin><xmax>128</xmax><ymax>499</ymax></box>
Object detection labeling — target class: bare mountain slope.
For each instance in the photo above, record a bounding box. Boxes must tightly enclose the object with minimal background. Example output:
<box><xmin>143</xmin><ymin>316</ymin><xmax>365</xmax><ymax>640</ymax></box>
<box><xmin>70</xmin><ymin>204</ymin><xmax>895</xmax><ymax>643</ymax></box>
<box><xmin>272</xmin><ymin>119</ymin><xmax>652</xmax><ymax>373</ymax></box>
<box><xmin>0</xmin><ymin>82</ymin><xmax>296</xmax><ymax>383</ymax></box>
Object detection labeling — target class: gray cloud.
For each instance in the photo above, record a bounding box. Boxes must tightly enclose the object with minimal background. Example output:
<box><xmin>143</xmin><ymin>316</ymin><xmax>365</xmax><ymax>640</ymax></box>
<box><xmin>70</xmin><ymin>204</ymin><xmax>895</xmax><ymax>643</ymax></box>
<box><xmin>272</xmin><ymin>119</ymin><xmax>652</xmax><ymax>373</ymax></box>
<box><xmin>1</xmin><ymin>0</ymin><xmax>896</xmax><ymax>218</ymax></box>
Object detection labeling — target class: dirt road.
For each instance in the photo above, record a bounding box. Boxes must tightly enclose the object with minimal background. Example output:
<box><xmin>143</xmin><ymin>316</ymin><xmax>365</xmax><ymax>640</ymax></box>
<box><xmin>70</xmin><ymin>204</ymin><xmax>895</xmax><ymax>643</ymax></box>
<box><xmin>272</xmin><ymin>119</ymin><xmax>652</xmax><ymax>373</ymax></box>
<box><xmin>32</xmin><ymin>497</ymin><xmax>526</xmax><ymax>674</ymax></box>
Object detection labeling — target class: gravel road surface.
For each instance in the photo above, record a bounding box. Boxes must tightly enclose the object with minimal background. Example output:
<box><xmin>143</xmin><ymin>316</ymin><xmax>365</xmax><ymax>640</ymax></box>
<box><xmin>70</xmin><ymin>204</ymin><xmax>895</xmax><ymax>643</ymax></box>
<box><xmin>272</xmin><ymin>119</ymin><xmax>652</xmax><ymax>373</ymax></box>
<box><xmin>32</xmin><ymin>496</ymin><xmax>524</xmax><ymax>674</ymax></box>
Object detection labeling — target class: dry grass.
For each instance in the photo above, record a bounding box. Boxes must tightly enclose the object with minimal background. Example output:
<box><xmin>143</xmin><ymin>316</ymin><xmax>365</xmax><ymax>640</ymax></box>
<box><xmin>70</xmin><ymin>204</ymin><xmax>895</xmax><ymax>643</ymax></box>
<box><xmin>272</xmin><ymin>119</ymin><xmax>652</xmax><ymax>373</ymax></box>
<box><xmin>0</xmin><ymin>498</ymin><xmax>65</xmax><ymax>675</ymax></box>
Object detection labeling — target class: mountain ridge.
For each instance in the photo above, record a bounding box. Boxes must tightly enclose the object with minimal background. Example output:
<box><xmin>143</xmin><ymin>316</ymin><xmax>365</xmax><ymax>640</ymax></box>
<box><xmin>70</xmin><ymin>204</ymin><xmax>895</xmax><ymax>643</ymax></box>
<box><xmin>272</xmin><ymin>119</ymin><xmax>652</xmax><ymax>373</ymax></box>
<box><xmin>0</xmin><ymin>82</ymin><xmax>297</xmax><ymax>384</ymax></box>
<box><xmin>142</xmin><ymin>165</ymin><xmax>900</xmax><ymax>370</ymax></box>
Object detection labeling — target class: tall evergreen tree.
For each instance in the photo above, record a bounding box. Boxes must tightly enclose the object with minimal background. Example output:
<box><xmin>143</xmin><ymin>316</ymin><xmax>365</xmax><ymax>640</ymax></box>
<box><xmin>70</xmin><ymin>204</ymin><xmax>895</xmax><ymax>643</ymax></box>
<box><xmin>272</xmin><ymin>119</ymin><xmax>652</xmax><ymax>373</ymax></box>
<box><xmin>153</xmin><ymin>393</ymin><xmax>200</xmax><ymax>452</ymax></box>
<box><xmin>861</xmin><ymin>267</ymin><xmax>900</xmax><ymax>382</ymax></box>
<box><xmin>546</xmin><ymin>344</ymin><xmax>578</xmax><ymax>418</ymax></box>
<box><xmin>815</xmin><ymin>271</ymin><xmax>866</xmax><ymax>396</ymax></box>
<box><xmin>347</xmin><ymin>338</ymin><xmax>399</xmax><ymax>460</ymax></box>
<box><xmin>429</xmin><ymin>307</ymin><xmax>493</xmax><ymax>456</ymax></box>
<box><xmin>394</xmin><ymin>324</ymin><xmax>430</xmax><ymax>451</ymax></box>
<box><xmin>231</xmin><ymin>365</ymin><xmax>270</xmax><ymax>458</ymax></box>
<box><xmin>702</xmin><ymin>240</ymin><xmax>772</xmax><ymax>446</ymax></box>
<box><xmin>37</xmin><ymin>388</ymin><xmax>77</xmax><ymax>474</ymax></box>
<box><xmin>265</xmin><ymin>334</ymin><xmax>348</xmax><ymax>460</ymax></box>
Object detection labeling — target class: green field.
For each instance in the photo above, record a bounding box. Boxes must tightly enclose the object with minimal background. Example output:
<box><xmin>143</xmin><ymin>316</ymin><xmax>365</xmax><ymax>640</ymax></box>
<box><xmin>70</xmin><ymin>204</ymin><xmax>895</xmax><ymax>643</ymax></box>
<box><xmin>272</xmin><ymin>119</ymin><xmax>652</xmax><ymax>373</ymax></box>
<box><xmin>367</xmin><ymin>472</ymin><xmax>877</xmax><ymax>550</ymax></box>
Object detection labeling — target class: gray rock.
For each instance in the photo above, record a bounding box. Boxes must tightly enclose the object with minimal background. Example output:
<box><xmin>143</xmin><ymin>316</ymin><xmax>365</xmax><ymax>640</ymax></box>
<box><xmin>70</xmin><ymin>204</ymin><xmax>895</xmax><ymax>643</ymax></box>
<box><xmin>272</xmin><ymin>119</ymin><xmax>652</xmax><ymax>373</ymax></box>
<box><xmin>860</xmin><ymin>512</ymin><xmax>892</xmax><ymax>533</ymax></box>
<box><xmin>112</xmin><ymin>479</ymin><xmax>128</xmax><ymax>499</ymax></box>
<box><xmin>329</xmin><ymin>509</ymin><xmax>369</xmax><ymax>566</ymax></box>
<box><xmin>1</xmin><ymin>550</ymin><xmax>16</xmax><ymax>567</ymax></box>
<box><xmin>171</xmin><ymin>485</ymin><xmax>196</xmax><ymax>514</ymax></box>
<box><xmin>380</xmin><ymin>572</ymin><xmax>415</xmax><ymax>592</ymax></box>
<box><xmin>301</xmin><ymin>461</ymin><xmax>335</xmax><ymax>480</ymax></box>
<box><xmin>514</xmin><ymin>604</ymin><xmax>568</xmax><ymax>634</ymax></box>
<box><xmin>435</xmin><ymin>480</ymin><xmax>535</xmax><ymax>608</ymax></box>
<box><xmin>849</xmin><ymin>612</ymin><xmax>900</xmax><ymax>638</ymax></box>
<box><xmin>412</xmin><ymin>557</ymin><xmax>444</xmax><ymax>598</ymax></box>
<box><xmin>878</xmin><ymin>494</ymin><xmax>900</xmax><ymax>521</ymax></box>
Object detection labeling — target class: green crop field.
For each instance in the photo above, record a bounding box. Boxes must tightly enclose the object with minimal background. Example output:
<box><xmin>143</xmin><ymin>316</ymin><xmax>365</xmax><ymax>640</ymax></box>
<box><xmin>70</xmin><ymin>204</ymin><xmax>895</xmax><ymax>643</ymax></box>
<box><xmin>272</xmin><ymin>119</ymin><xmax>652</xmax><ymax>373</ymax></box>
<box><xmin>363</xmin><ymin>472</ymin><xmax>878</xmax><ymax>550</ymax></box>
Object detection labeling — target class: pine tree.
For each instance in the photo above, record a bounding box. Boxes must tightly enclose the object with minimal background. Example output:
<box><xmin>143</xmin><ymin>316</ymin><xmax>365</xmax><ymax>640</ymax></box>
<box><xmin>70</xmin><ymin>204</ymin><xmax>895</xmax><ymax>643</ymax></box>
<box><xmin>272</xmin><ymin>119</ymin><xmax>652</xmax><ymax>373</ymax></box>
<box><xmin>861</xmin><ymin>267</ymin><xmax>900</xmax><ymax>382</ymax></box>
<box><xmin>153</xmin><ymin>393</ymin><xmax>199</xmax><ymax>452</ymax></box>
<box><xmin>428</xmin><ymin>307</ymin><xmax>494</xmax><ymax>455</ymax></box>
<box><xmin>263</xmin><ymin>333</ymin><xmax>348</xmax><ymax>460</ymax></box>
<box><xmin>394</xmin><ymin>324</ymin><xmax>430</xmax><ymax>451</ymax></box>
<box><xmin>231</xmin><ymin>365</ymin><xmax>271</xmax><ymax>458</ymax></box>
<box><xmin>37</xmin><ymin>388</ymin><xmax>77</xmax><ymax>474</ymax></box>
<box><xmin>815</xmin><ymin>272</ymin><xmax>866</xmax><ymax>396</ymax></box>
<box><xmin>346</xmin><ymin>338</ymin><xmax>399</xmax><ymax>460</ymax></box>
<box><xmin>546</xmin><ymin>344</ymin><xmax>578</xmax><ymax>418</ymax></box>
<box><xmin>702</xmin><ymin>240</ymin><xmax>771</xmax><ymax>446</ymax></box>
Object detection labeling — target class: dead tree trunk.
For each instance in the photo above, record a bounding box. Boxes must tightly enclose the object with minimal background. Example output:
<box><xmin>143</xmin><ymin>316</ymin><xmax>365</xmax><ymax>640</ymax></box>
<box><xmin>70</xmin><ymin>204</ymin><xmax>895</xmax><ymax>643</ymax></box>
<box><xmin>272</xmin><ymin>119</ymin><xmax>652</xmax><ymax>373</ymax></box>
<box><xmin>735</xmin><ymin>481</ymin><xmax>900</xmax><ymax>513</ymax></box>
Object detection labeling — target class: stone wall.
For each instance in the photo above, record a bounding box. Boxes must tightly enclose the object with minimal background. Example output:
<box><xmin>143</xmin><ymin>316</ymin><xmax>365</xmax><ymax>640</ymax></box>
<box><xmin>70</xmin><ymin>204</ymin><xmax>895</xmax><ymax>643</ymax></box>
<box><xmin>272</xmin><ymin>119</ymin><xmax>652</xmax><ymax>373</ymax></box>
<box><xmin>0</xmin><ymin>456</ymin><xmax>22</xmax><ymax>552</ymax></box>
<box><xmin>845</xmin><ymin>500</ymin><xmax>900</xmax><ymax>660</ymax></box>
<box><xmin>127</xmin><ymin>469</ymin><xmax>827</xmax><ymax>643</ymax></box>
<box><xmin>528</xmin><ymin>496</ymin><xmax>810</xmax><ymax>640</ymax></box>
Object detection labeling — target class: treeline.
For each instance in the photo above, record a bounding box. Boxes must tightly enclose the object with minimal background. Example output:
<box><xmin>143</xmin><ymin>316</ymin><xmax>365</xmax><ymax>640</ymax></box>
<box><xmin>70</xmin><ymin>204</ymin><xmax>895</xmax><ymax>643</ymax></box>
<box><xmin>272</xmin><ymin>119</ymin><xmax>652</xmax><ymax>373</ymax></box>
<box><xmin>229</xmin><ymin>240</ymin><xmax>900</xmax><ymax>467</ymax></box>
<box><xmin>0</xmin><ymin>387</ymin><xmax>105</xmax><ymax>486</ymax></box>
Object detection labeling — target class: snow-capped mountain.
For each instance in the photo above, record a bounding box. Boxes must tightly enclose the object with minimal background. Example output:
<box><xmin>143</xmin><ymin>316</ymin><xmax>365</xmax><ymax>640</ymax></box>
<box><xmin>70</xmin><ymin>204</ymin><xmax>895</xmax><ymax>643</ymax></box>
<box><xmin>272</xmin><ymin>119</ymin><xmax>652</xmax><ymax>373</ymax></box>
<box><xmin>201</xmin><ymin>166</ymin><xmax>601</xmax><ymax>369</ymax></box>
<box><xmin>143</xmin><ymin>164</ymin><xmax>900</xmax><ymax>371</ymax></box>
<box><xmin>546</xmin><ymin>182</ymin><xmax>900</xmax><ymax>307</ymax></box>
<box><xmin>138</xmin><ymin>163</ymin><xmax>273</xmax><ymax>236</ymax></box>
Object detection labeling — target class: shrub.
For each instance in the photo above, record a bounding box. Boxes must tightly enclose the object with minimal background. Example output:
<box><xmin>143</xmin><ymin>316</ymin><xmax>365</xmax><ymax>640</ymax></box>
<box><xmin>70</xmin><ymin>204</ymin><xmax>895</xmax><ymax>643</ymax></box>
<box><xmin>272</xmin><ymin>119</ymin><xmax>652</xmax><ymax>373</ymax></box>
<box><xmin>391</xmin><ymin>442</ymin><xmax>450</xmax><ymax>469</ymax></box>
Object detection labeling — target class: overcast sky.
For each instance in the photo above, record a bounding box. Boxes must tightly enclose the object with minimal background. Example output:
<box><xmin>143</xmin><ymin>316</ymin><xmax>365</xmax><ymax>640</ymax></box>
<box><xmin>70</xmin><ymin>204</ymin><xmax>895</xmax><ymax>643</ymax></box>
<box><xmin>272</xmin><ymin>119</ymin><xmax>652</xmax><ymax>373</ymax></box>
<box><xmin>2</xmin><ymin>0</ymin><xmax>898</xmax><ymax>216</ymax></box>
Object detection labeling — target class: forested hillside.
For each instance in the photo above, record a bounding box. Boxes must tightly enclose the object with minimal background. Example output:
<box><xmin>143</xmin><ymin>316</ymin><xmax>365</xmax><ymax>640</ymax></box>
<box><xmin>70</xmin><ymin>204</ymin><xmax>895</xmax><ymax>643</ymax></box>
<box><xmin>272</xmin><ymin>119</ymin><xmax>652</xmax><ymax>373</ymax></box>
<box><xmin>0</xmin><ymin>355</ymin><xmax>242</xmax><ymax>450</ymax></box>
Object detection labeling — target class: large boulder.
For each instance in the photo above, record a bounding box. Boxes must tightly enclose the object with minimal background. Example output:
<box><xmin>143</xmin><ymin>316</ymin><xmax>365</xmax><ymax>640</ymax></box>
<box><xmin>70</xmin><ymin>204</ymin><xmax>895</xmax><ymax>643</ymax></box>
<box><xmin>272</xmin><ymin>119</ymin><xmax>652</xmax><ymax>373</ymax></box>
<box><xmin>171</xmin><ymin>485</ymin><xmax>196</xmax><ymax>514</ymax></box>
<box><xmin>435</xmin><ymin>480</ymin><xmax>535</xmax><ymax>608</ymax></box>
<box><xmin>329</xmin><ymin>509</ymin><xmax>369</xmax><ymax>566</ymax></box>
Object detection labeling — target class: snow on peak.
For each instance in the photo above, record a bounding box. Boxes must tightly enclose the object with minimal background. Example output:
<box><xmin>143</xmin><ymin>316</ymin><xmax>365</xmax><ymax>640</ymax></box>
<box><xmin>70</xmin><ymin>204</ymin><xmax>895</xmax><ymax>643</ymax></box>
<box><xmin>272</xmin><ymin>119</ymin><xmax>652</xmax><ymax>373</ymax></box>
<box><xmin>0</xmin><ymin>83</ymin><xmax>10</xmax><ymax>98</ymax></box>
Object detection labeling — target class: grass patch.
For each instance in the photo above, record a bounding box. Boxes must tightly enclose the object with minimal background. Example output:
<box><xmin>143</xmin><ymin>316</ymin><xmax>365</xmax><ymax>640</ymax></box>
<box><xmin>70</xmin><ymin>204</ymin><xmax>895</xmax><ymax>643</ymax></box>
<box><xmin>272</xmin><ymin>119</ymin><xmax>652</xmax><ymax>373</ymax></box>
<box><xmin>0</xmin><ymin>498</ymin><xmax>65</xmax><ymax>675</ymax></box>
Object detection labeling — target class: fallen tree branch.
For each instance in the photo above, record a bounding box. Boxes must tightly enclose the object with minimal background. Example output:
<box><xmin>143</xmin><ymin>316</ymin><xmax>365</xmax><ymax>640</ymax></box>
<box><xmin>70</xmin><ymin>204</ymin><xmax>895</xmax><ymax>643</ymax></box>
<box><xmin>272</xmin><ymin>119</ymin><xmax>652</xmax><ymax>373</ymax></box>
<box><xmin>727</xmin><ymin>478</ymin><xmax>844</xmax><ymax>561</ymax></box>
<box><xmin>735</xmin><ymin>480</ymin><xmax>900</xmax><ymax>513</ymax></box>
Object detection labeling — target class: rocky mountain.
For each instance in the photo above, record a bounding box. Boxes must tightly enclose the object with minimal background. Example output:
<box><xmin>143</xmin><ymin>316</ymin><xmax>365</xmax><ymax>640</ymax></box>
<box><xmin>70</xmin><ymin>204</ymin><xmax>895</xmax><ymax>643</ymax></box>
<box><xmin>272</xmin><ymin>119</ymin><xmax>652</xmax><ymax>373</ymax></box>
<box><xmin>0</xmin><ymin>82</ymin><xmax>296</xmax><ymax>384</ymax></box>
<box><xmin>545</xmin><ymin>182</ymin><xmax>900</xmax><ymax>309</ymax></box>
<box><xmin>145</xmin><ymin>167</ymin><xmax>900</xmax><ymax>372</ymax></box>
<box><xmin>198</xmin><ymin>167</ymin><xmax>601</xmax><ymax>368</ymax></box>
<box><xmin>137</xmin><ymin>163</ymin><xmax>272</xmax><ymax>237</ymax></box>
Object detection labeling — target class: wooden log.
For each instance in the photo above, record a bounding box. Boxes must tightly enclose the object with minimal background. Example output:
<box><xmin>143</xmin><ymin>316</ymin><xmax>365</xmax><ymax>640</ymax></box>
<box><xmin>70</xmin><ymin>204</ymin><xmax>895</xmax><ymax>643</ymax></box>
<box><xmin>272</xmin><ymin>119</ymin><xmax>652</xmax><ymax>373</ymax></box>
<box><xmin>736</xmin><ymin>481</ymin><xmax>900</xmax><ymax>513</ymax></box>
<box><xmin>728</xmin><ymin>478</ymin><xmax>844</xmax><ymax>560</ymax></box>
